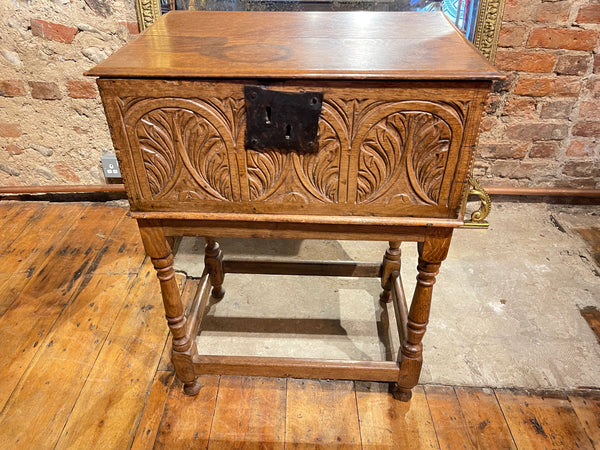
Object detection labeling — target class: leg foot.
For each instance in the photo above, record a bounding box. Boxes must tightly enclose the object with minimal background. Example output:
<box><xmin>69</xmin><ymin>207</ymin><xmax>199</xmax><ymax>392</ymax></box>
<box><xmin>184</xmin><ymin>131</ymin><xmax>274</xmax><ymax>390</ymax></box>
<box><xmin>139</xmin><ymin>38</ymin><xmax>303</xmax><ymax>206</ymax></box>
<box><xmin>183</xmin><ymin>377</ymin><xmax>202</xmax><ymax>396</ymax></box>
<box><xmin>379</xmin><ymin>290</ymin><xmax>392</xmax><ymax>304</ymax></box>
<box><xmin>211</xmin><ymin>285</ymin><xmax>225</xmax><ymax>300</ymax></box>
<box><xmin>391</xmin><ymin>385</ymin><xmax>412</xmax><ymax>402</ymax></box>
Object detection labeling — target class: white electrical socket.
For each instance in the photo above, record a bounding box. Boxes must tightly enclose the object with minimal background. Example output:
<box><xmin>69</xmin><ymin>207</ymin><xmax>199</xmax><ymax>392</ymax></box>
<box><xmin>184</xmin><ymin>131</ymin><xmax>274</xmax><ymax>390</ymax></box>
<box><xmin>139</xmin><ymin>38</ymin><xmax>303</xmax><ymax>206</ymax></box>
<box><xmin>101</xmin><ymin>155</ymin><xmax>122</xmax><ymax>178</ymax></box>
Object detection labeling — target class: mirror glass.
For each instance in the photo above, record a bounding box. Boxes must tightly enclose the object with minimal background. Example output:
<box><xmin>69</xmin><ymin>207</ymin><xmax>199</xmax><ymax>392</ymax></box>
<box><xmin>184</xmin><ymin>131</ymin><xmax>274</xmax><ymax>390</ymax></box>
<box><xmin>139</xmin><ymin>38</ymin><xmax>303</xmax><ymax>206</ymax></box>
<box><xmin>158</xmin><ymin>0</ymin><xmax>481</xmax><ymax>41</ymax></box>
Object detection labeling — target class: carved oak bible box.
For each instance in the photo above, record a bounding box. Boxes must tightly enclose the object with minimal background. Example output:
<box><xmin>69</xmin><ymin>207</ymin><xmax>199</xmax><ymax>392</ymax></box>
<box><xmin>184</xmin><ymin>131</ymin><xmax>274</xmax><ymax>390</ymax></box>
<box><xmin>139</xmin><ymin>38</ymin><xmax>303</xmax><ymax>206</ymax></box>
<box><xmin>88</xmin><ymin>11</ymin><xmax>501</xmax><ymax>400</ymax></box>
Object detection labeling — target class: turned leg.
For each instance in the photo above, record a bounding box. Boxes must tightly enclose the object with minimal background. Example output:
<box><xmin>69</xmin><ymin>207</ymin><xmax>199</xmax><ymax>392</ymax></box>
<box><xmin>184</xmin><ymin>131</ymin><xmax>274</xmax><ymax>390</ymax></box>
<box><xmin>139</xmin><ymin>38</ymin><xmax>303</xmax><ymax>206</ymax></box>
<box><xmin>395</xmin><ymin>231</ymin><xmax>452</xmax><ymax>401</ymax></box>
<box><xmin>380</xmin><ymin>241</ymin><xmax>402</xmax><ymax>303</ymax></box>
<box><xmin>138</xmin><ymin>219</ymin><xmax>201</xmax><ymax>396</ymax></box>
<box><xmin>204</xmin><ymin>238</ymin><xmax>225</xmax><ymax>300</ymax></box>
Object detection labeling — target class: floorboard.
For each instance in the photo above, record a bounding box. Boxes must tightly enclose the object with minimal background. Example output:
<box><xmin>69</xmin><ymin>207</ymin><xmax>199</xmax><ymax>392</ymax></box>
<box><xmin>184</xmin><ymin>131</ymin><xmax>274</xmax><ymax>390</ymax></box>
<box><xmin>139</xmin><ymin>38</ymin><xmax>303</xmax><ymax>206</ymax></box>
<box><xmin>0</xmin><ymin>272</ymin><xmax>29</xmax><ymax>319</ymax></box>
<box><xmin>425</xmin><ymin>385</ymin><xmax>477</xmax><ymax>448</ymax></box>
<box><xmin>55</xmin><ymin>264</ymin><xmax>175</xmax><ymax>449</ymax></box>
<box><xmin>569</xmin><ymin>391</ymin><xmax>600</xmax><ymax>448</ymax></box>
<box><xmin>0</xmin><ymin>273</ymin><xmax>135</xmax><ymax>448</ymax></box>
<box><xmin>356</xmin><ymin>383</ymin><xmax>438</xmax><ymax>449</ymax></box>
<box><xmin>285</xmin><ymin>379</ymin><xmax>362</xmax><ymax>448</ymax></box>
<box><xmin>0</xmin><ymin>202</ymin><xmax>43</xmax><ymax>256</ymax></box>
<box><xmin>209</xmin><ymin>375</ymin><xmax>287</xmax><ymax>449</ymax></box>
<box><xmin>496</xmin><ymin>389</ymin><xmax>594</xmax><ymax>449</ymax></box>
<box><xmin>0</xmin><ymin>204</ymin><xmax>123</xmax><ymax>410</ymax></box>
<box><xmin>455</xmin><ymin>386</ymin><xmax>516</xmax><ymax>449</ymax></box>
<box><xmin>131</xmin><ymin>370</ymin><xmax>174</xmax><ymax>450</ymax></box>
<box><xmin>154</xmin><ymin>376</ymin><xmax>220</xmax><ymax>448</ymax></box>
<box><xmin>0</xmin><ymin>202</ymin><xmax>598</xmax><ymax>449</ymax></box>
<box><xmin>0</xmin><ymin>203</ymin><xmax>85</xmax><ymax>274</ymax></box>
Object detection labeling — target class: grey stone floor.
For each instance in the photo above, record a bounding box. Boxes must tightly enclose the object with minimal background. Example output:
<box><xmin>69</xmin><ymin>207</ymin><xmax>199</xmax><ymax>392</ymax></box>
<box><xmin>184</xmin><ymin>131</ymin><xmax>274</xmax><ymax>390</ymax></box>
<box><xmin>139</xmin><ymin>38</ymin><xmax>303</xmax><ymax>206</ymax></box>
<box><xmin>174</xmin><ymin>202</ymin><xmax>600</xmax><ymax>389</ymax></box>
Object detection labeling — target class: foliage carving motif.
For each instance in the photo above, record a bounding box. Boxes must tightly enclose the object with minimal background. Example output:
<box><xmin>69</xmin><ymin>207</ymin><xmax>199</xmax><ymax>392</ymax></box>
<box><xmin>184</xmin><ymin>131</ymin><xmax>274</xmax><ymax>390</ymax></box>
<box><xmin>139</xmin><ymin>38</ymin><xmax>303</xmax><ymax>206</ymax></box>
<box><xmin>136</xmin><ymin>107</ymin><xmax>233</xmax><ymax>200</ymax></box>
<box><xmin>246</xmin><ymin>148</ymin><xmax>287</xmax><ymax>200</ymax></box>
<box><xmin>295</xmin><ymin>118</ymin><xmax>343</xmax><ymax>203</ymax></box>
<box><xmin>357</xmin><ymin>111</ymin><xmax>450</xmax><ymax>205</ymax></box>
<box><xmin>132</xmin><ymin>96</ymin><xmax>460</xmax><ymax>207</ymax></box>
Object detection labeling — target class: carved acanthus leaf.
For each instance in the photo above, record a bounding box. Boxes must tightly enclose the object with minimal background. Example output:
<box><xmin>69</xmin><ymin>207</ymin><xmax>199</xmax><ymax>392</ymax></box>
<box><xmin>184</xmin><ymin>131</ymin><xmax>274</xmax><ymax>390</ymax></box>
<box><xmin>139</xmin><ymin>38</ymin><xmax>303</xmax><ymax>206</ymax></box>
<box><xmin>405</xmin><ymin>113</ymin><xmax>450</xmax><ymax>205</ymax></box>
<box><xmin>137</xmin><ymin>111</ymin><xmax>178</xmax><ymax>196</ymax></box>
<box><xmin>204</xmin><ymin>97</ymin><xmax>246</xmax><ymax>146</ymax></box>
<box><xmin>357</xmin><ymin>113</ymin><xmax>405</xmax><ymax>203</ymax></box>
<box><xmin>246</xmin><ymin>149</ymin><xmax>287</xmax><ymax>200</ymax></box>
<box><xmin>356</xmin><ymin>111</ymin><xmax>450</xmax><ymax>205</ymax></box>
<box><xmin>137</xmin><ymin>107</ymin><xmax>233</xmax><ymax>200</ymax></box>
<box><xmin>296</xmin><ymin>119</ymin><xmax>341</xmax><ymax>202</ymax></box>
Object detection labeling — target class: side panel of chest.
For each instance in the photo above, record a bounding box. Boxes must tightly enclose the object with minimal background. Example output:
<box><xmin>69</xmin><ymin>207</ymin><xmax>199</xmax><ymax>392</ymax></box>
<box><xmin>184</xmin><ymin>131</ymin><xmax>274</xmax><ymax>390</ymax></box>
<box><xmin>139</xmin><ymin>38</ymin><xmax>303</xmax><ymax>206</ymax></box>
<box><xmin>98</xmin><ymin>79</ymin><xmax>489</xmax><ymax>219</ymax></box>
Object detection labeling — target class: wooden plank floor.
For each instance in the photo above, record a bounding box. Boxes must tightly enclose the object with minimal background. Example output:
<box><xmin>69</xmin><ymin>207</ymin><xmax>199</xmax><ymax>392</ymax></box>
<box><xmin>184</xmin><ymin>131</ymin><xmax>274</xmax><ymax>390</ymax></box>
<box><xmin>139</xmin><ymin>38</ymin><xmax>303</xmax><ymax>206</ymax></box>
<box><xmin>0</xmin><ymin>201</ymin><xmax>598</xmax><ymax>449</ymax></box>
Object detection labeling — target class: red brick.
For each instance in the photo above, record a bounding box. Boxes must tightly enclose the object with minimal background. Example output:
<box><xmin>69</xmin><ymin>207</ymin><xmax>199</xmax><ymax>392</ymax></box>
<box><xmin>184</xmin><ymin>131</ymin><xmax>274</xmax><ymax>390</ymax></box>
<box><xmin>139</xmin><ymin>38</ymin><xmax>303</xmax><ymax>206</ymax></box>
<box><xmin>119</xmin><ymin>21</ymin><xmax>139</xmax><ymax>35</ymax></box>
<box><xmin>594</xmin><ymin>55</ymin><xmax>600</xmax><ymax>74</ymax></box>
<box><xmin>572</xmin><ymin>121</ymin><xmax>600</xmax><ymax>137</ymax></box>
<box><xmin>30</xmin><ymin>19</ymin><xmax>78</xmax><ymax>44</ymax></box>
<box><xmin>502</xmin><ymin>97</ymin><xmax>537</xmax><ymax>118</ymax></box>
<box><xmin>472</xmin><ymin>161</ymin><xmax>489</xmax><ymax>178</ymax></box>
<box><xmin>0</xmin><ymin>80</ymin><xmax>26</xmax><ymax>97</ymax></box>
<box><xmin>527</xmin><ymin>28</ymin><xmax>599</xmax><ymax>51</ymax></box>
<box><xmin>540</xmin><ymin>100</ymin><xmax>575</xmax><ymax>119</ymax></box>
<box><xmin>54</xmin><ymin>163</ymin><xmax>80</xmax><ymax>182</ymax></box>
<box><xmin>562</xmin><ymin>161</ymin><xmax>600</xmax><ymax>178</ymax></box>
<box><xmin>498</xmin><ymin>24</ymin><xmax>527</xmax><ymax>48</ymax></box>
<box><xmin>29</xmin><ymin>81</ymin><xmax>62</xmax><ymax>100</ymax></box>
<box><xmin>556</xmin><ymin>178</ymin><xmax>598</xmax><ymax>189</ymax></box>
<box><xmin>504</xmin><ymin>122</ymin><xmax>568</xmax><ymax>141</ymax></box>
<box><xmin>536</xmin><ymin>2</ymin><xmax>570</xmax><ymax>23</ymax></box>
<box><xmin>495</xmin><ymin>50</ymin><xmax>557</xmax><ymax>73</ymax></box>
<box><xmin>492</xmin><ymin>73</ymin><xmax>517</xmax><ymax>93</ymax></box>
<box><xmin>0</xmin><ymin>122</ymin><xmax>21</xmax><ymax>138</ymax></box>
<box><xmin>479</xmin><ymin>116</ymin><xmax>498</xmax><ymax>132</ymax></box>
<box><xmin>576</xmin><ymin>5</ymin><xmax>600</xmax><ymax>24</ymax></box>
<box><xmin>566</xmin><ymin>140</ymin><xmax>595</xmax><ymax>157</ymax></box>
<box><xmin>529</xmin><ymin>141</ymin><xmax>559</xmax><ymax>158</ymax></box>
<box><xmin>513</xmin><ymin>76</ymin><xmax>554</xmax><ymax>96</ymax></box>
<box><xmin>67</xmin><ymin>80</ymin><xmax>96</xmax><ymax>99</ymax></box>
<box><xmin>555</xmin><ymin>55</ymin><xmax>590</xmax><ymax>76</ymax></box>
<box><xmin>492</xmin><ymin>161</ymin><xmax>555</xmax><ymax>180</ymax></box>
<box><xmin>486</xmin><ymin>93</ymin><xmax>502</xmax><ymax>114</ymax></box>
<box><xmin>585</xmin><ymin>76</ymin><xmax>600</xmax><ymax>98</ymax></box>
<box><xmin>478</xmin><ymin>142</ymin><xmax>529</xmax><ymax>159</ymax></box>
<box><xmin>579</xmin><ymin>101</ymin><xmax>600</xmax><ymax>119</ymax></box>
<box><xmin>503</xmin><ymin>0</ymin><xmax>536</xmax><ymax>22</ymax></box>
<box><xmin>553</xmin><ymin>77</ymin><xmax>581</xmax><ymax>97</ymax></box>
<box><xmin>5</xmin><ymin>144</ymin><xmax>23</xmax><ymax>156</ymax></box>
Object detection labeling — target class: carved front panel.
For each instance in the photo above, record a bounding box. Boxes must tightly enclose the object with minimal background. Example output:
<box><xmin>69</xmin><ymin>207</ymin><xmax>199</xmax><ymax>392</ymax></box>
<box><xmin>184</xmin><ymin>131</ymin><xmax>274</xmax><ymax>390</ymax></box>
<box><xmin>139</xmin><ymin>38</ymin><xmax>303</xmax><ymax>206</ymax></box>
<box><xmin>103</xmin><ymin>80</ymin><xmax>484</xmax><ymax>218</ymax></box>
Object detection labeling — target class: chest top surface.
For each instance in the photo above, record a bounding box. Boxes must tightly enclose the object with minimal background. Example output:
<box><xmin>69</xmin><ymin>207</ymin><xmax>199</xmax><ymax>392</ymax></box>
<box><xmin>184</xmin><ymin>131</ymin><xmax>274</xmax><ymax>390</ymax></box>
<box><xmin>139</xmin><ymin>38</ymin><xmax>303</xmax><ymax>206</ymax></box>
<box><xmin>86</xmin><ymin>11</ymin><xmax>501</xmax><ymax>81</ymax></box>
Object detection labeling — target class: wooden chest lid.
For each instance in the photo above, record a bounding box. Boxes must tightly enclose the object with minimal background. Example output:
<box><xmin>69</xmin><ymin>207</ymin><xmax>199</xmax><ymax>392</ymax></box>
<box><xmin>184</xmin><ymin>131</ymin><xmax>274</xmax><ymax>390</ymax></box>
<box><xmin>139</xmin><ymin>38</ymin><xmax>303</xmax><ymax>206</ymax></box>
<box><xmin>86</xmin><ymin>11</ymin><xmax>502</xmax><ymax>81</ymax></box>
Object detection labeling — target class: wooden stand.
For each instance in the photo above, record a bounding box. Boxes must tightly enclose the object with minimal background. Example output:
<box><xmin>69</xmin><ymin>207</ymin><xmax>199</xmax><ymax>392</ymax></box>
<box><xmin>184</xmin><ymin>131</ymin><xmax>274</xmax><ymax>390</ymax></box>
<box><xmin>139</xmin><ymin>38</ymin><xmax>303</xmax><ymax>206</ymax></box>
<box><xmin>137</xmin><ymin>215</ymin><xmax>452</xmax><ymax>401</ymax></box>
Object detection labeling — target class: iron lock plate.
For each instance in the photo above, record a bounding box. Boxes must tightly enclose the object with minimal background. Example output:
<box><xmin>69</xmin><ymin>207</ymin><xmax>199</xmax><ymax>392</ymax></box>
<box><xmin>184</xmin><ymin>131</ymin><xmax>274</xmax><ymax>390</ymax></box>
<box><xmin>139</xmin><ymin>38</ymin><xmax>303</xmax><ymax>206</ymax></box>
<box><xmin>244</xmin><ymin>86</ymin><xmax>323</xmax><ymax>153</ymax></box>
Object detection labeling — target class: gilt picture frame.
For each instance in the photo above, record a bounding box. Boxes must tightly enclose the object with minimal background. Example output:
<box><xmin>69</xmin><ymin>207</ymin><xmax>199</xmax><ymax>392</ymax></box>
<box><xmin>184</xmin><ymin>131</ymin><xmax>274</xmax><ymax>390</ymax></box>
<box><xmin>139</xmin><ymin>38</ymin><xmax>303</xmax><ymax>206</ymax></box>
<box><xmin>135</xmin><ymin>0</ymin><xmax>505</xmax><ymax>62</ymax></box>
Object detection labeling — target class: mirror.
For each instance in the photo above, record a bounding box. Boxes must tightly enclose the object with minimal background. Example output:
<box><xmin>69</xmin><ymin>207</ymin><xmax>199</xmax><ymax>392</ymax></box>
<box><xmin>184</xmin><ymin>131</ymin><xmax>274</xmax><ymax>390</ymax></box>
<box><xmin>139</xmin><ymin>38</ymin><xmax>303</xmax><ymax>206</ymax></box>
<box><xmin>136</xmin><ymin>0</ymin><xmax>505</xmax><ymax>62</ymax></box>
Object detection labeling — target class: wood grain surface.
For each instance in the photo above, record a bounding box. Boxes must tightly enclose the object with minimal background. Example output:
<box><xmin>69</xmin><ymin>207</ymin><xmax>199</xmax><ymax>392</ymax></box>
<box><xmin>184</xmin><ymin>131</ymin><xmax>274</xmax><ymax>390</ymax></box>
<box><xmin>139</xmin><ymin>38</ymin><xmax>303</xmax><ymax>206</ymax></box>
<box><xmin>87</xmin><ymin>12</ymin><xmax>501</xmax><ymax>80</ymax></box>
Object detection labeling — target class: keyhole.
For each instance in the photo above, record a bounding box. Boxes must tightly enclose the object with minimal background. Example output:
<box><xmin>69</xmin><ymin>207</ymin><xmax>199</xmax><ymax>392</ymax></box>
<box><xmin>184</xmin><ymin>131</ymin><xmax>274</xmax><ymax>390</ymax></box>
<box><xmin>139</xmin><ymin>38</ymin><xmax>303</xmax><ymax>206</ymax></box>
<box><xmin>265</xmin><ymin>106</ymin><xmax>272</xmax><ymax>124</ymax></box>
<box><xmin>285</xmin><ymin>124</ymin><xmax>291</xmax><ymax>140</ymax></box>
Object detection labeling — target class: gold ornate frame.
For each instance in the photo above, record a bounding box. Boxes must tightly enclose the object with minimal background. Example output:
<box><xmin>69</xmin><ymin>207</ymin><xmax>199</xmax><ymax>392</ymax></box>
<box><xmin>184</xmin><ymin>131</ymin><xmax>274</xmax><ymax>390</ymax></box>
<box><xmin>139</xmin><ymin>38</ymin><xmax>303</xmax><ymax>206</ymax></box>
<box><xmin>135</xmin><ymin>0</ymin><xmax>505</xmax><ymax>62</ymax></box>
<box><xmin>472</xmin><ymin>0</ymin><xmax>505</xmax><ymax>62</ymax></box>
<box><xmin>135</xmin><ymin>0</ymin><xmax>161</xmax><ymax>32</ymax></box>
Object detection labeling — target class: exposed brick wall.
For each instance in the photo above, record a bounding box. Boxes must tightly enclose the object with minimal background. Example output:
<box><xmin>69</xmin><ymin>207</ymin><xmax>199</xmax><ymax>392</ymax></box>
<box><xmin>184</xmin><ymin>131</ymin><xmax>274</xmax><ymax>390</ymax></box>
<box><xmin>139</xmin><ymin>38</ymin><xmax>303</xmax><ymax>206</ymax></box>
<box><xmin>1</xmin><ymin>1</ymin><xmax>598</xmax><ymax>189</ymax></box>
<box><xmin>0</xmin><ymin>0</ymin><xmax>137</xmax><ymax>186</ymax></box>
<box><xmin>477</xmin><ymin>0</ymin><xmax>600</xmax><ymax>189</ymax></box>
